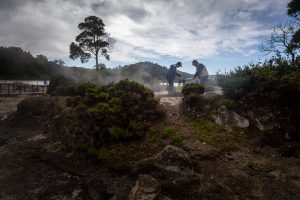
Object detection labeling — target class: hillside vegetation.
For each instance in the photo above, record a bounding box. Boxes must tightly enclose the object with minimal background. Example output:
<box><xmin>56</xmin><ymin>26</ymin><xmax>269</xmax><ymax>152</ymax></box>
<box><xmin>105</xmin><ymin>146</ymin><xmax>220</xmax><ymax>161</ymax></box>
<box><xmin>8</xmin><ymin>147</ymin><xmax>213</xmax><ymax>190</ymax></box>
<box><xmin>0</xmin><ymin>47</ymin><xmax>192</xmax><ymax>89</ymax></box>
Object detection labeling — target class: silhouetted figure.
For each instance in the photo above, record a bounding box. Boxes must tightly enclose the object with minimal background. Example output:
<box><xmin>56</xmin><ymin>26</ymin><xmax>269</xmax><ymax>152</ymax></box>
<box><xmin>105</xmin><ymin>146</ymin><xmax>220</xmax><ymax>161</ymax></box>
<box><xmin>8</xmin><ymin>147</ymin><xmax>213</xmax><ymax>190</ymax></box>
<box><xmin>192</xmin><ymin>60</ymin><xmax>208</xmax><ymax>84</ymax></box>
<box><xmin>166</xmin><ymin>62</ymin><xmax>182</xmax><ymax>94</ymax></box>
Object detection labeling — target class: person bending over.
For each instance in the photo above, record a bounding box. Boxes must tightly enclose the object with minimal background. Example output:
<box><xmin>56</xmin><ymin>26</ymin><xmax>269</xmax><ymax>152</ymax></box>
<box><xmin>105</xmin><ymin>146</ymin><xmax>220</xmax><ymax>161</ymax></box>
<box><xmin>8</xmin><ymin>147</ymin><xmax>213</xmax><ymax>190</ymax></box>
<box><xmin>192</xmin><ymin>59</ymin><xmax>208</xmax><ymax>84</ymax></box>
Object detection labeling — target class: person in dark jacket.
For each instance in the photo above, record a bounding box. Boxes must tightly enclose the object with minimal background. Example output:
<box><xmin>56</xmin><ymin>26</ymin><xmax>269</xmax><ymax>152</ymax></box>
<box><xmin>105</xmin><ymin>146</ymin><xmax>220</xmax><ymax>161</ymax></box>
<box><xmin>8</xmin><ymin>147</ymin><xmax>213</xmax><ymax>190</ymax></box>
<box><xmin>192</xmin><ymin>59</ymin><xmax>208</xmax><ymax>84</ymax></box>
<box><xmin>166</xmin><ymin>62</ymin><xmax>182</xmax><ymax>94</ymax></box>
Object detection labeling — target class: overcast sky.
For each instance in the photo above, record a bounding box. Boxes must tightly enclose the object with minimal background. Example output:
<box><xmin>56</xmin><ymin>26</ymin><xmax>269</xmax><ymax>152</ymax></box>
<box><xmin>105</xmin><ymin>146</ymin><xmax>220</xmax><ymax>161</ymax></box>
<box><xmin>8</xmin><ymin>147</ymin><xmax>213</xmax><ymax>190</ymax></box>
<box><xmin>0</xmin><ymin>0</ymin><xmax>290</xmax><ymax>74</ymax></box>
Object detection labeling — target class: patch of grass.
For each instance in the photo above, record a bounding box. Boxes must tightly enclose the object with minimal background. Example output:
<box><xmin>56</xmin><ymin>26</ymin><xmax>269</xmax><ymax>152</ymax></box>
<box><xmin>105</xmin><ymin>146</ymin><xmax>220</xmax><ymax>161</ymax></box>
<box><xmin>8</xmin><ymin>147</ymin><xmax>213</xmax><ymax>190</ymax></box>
<box><xmin>97</xmin><ymin>148</ymin><xmax>121</xmax><ymax>162</ymax></box>
<box><xmin>189</xmin><ymin>118</ymin><xmax>240</xmax><ymax>152</ymax></box>
<box><xmin>86</xmin><ymin>147</ymin><xmax>99</xmax><ymax>158</ymax></box>
<box><xmin>148</xmin><ymin>127</ymin><xmax>160</xmax><ymax>142</ymax></box>
<box><xmin>172</xmin><ymin>134</ymin><xmax>184</xmax><ymax>144</ymax></box>
<box><xmin>161</xmin><ymin>127</ymin><xmax>175</xmax><ymax>139</ymax></box>
<box><xmin>96</xmin><ymin>145</ymin><xmax>141</xmax><ymax>164</ymax></box>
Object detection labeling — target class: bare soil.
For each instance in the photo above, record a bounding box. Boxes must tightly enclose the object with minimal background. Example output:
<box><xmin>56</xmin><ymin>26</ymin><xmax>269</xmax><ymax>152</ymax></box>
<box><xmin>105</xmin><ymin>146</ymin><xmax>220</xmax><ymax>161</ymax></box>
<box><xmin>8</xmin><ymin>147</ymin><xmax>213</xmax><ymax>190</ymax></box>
<box><xmin>0</xmin><ymin>96</ymin><xmax>299</xmax><ymax>200</ymax></box>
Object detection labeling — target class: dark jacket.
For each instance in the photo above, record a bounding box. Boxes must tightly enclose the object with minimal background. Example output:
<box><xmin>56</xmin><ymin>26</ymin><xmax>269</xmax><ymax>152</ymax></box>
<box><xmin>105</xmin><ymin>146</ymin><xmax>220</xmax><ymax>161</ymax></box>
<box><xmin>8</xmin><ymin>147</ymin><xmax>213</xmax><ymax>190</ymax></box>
<box><xmin>166</xmin><ymin>65</ymin><xmax>181</xmax><ymax>81</ymax></box>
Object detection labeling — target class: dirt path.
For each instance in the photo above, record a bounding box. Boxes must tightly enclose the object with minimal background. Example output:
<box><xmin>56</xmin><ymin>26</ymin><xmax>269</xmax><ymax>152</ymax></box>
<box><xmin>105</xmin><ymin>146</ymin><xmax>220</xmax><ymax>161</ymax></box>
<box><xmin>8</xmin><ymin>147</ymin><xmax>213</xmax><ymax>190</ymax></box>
<box><xmin>158</xmin><ymin>96</ymin><xmax>216</xmax><ymax>154</ymax></box>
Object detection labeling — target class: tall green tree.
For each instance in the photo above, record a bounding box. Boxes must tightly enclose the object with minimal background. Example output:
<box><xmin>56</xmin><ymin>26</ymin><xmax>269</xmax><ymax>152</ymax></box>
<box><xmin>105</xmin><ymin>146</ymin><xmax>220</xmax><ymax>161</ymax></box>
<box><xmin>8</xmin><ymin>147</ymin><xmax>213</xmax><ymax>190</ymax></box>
<box><xmin>288</xmin><ymin>0</ymin><xmax>300</xmax><ymax>44</ymax></box>
<box><xmin>69</xmin><ymin>16</ymin><xmax>114</xmax><ymax>70</ymax></box>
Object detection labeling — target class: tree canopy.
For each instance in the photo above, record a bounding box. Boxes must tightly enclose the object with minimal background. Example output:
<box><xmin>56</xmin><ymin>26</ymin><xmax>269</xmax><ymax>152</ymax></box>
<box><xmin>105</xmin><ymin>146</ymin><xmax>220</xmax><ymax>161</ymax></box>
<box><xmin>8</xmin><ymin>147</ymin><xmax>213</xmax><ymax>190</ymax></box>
<box><xmin>69</xmin><ymin>16</ymin><xmax>115</xmax><ymax>71</ymax></box>
<box><xmin>0</xmin><ymin>46</ymin><xmax>61</xmax><ymax>79</ymax></box>
<box><xmin>288</xmin><ymin>0</ymin><xmax>300</xmax><ymax>44</ymax></box>
<box><xmin>288</xmin><ymin>0</ymin><xmax>300</xmax><ymax>18</ymax></box>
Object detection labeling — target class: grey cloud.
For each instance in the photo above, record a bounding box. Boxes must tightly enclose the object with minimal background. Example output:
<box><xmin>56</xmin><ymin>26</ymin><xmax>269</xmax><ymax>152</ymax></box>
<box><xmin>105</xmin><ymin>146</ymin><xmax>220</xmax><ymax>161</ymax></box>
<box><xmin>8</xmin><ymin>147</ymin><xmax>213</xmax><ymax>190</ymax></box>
<box><xmin>0</xmin><ymin>0</ymin><xmax>290</xmax><ymax>63</ymax></box>
<box><xmin>91</xmin><ymin>1</ymin><xmax>148</xmax><ymax>22</ymax></box>
<box><xmin>125</xmin><ymin>7</ymin><xmax>148</xmax><ymax>22</ymax></box>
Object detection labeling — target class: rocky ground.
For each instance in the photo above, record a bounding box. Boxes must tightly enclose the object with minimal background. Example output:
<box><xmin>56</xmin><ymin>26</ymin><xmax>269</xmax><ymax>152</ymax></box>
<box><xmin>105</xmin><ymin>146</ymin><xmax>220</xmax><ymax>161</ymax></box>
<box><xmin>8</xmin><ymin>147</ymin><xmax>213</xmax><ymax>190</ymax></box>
<box><xmin>0</xmin><ymin>95</ymin><xmax>300</xmax><ymax>200</ymax></box>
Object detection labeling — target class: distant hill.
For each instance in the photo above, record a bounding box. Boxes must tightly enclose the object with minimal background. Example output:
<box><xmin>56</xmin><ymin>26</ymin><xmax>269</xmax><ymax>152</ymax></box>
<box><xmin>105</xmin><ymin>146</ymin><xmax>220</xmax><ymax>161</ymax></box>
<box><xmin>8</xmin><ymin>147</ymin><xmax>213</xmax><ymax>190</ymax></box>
<box><xmin>113</xmin><ymin>61</ymin><xmax>193</xmax><ymax>81</ymax></box>
<box><xmin>0</xmin><ymin>46</ymin><xmax>197</xmax><ymax>90</ymax></box>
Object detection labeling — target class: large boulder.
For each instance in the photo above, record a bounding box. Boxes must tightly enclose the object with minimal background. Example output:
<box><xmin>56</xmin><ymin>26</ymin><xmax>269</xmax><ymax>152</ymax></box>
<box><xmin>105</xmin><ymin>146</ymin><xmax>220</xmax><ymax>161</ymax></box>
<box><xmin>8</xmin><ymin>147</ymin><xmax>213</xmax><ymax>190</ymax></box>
<box><xmin>212</xmin><ymin>105</ymin><xmax>249</xmax><ymax>132</ymax></box>
<box><xmin>137</xmin><ymin>145</ymin><xmax>194</xmax><ymax>175</ymax></box>
<box><xmin>129</xmin><ymin>174</ymin><xmax>161</xmax><ymax>200</ymax></box>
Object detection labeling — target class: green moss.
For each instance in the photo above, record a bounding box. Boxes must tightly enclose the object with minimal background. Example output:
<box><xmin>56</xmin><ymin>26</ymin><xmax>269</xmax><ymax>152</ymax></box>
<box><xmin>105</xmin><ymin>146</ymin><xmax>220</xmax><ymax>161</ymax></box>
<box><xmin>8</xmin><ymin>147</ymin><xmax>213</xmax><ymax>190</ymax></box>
<box><xmin>86</xmin><ymin>147</ymin><xmax>99</xmax><ymax>158</ymax></box>
<box><xmin>190</xmin><ymin>118</ymin><xmax>239</xmax><ymax>152</ymax></box>
<box><xmin>97</xmin><ymin>148</ymin><xmax>120</xmax><ymax>162</ymax></box>
<box><xmin>161</xmin><ymin>127</ymin><xmax>175</xmax><ymax>139</ymax></box>
<box><xmin>222</xmin><ymin>98</ymin><xmax>235</xmax><ymax>108</ymax></box>
<box><xmin>172</xmin><ymin>134</ymin><xmax>184</xmax><ymax>144</ymax></box>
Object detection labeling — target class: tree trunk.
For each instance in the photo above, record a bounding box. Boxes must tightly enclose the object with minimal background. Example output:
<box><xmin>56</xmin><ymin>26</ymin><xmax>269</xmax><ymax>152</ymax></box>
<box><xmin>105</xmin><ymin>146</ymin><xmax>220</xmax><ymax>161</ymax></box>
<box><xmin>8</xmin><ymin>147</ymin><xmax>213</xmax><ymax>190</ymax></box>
<box><xmin>95</xmin><ymin>54</ymin><xmax>99</xmax><ymax>71</ymax></box>
<box><xmin>291</xmin><ymin>52</ymin><xmax>295</xmax><ymax>65</ymax></box>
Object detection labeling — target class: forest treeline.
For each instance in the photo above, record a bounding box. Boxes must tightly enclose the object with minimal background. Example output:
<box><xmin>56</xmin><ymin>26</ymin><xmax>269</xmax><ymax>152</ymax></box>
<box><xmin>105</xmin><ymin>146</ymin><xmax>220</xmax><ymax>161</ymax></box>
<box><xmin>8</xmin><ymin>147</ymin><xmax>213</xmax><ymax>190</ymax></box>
<box><xmin>0</xmin><ymin>46</ymin><xmax>191</xmax><ymax>85</ymax></box>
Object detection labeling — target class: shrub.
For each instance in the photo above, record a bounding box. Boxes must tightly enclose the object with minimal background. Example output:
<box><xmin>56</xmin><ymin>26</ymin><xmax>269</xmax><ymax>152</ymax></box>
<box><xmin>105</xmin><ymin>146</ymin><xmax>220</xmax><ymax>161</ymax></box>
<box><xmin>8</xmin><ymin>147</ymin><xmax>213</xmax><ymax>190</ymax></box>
<box><xmin>108</xmin><ymin>126</ymin><xmax>134</xmax><ymax>140</ymax></box>
<box><xmin>66</xmin><ymin>96</ymin><xmax>82</xmax><ymax>107</ymax></box>
<box><xmin>217</xmin><ymin>58</ymin><xmax>300</xmax><ymax>142</ymax></box>
<box><xmin>50</xmin><ymin>79</ymin><xmax>164</xmax><ymax>144</ymax></box>
<box><xmin>182</xmin><ymin>83</ymin><xmax>205</xmax><ymax>96</ymax></box>
<box><xmin>181</xmin><ymin>82</ymin><xmax>222</xmax><ymax>117</ymax></box>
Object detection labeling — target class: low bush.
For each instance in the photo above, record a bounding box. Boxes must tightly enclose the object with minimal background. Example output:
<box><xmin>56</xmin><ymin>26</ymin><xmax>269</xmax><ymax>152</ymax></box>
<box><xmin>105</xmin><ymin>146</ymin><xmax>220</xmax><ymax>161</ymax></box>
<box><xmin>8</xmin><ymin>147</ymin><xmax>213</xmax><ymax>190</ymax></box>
<box><xmin>181</xmin><ymin>83</ymin><xmax>222</xmax><ymax>117</ymax></box>
<box><xmin>50</xmin><ymin>79</ymin><xmax>165</xmax><ymax>144</ymax></box>
<box><xmin>217</xmin><ymin>58</ymin><xmax>300</xmax><ymax>142</ymax></box>
<box><xmin>182</xmin><ymin>83</ymin><xmax>205</xmax><ymax>96</ymax></box>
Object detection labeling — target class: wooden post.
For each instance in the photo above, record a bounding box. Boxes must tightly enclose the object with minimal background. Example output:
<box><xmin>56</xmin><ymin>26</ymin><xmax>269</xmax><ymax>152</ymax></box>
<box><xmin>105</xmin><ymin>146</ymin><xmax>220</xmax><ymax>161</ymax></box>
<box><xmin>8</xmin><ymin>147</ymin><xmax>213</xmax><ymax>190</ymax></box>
<box><xmin>8</xmin><ymin>84</ymin><xmax>10</xmax><ymax>95</ymax></box>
